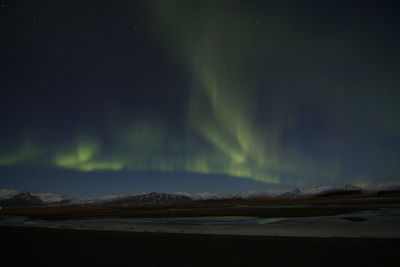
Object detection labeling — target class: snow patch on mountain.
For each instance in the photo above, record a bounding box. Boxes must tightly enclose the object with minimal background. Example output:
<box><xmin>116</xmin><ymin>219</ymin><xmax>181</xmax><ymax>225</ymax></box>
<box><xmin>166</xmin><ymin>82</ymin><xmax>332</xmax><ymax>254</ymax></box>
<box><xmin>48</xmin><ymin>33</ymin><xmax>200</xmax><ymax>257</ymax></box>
<box><xmin>0</xmin><ymin>189</ymin><xmax>21</xmax><ymax>200</ymax></box>
<box><xmin>33</xmin><ymin>193</ymin><xmax>72</xmax><ymax>204</ymax></box>
<box><xmin>278</xmin><ymin>188</ymin><xmax>304</xmax><ymax>198</ymax></box>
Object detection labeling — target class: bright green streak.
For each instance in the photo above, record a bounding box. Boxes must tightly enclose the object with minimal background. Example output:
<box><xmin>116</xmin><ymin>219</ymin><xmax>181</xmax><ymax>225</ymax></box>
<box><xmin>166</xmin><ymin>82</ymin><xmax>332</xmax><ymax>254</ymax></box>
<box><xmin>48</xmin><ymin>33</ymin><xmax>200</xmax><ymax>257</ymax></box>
<box><xmin>0</xmin><ymin>137</ymin><xmax>40</xmax><ymax>166</ymax></box>
<box><xmin>152</xmin><ymin>1</ymin><xmax>281</xmax><ymax>183</ymax></box>
<box><xmin>54</xmin><ymin>137</ymin><xmax>124</xmax><ymax>172</ymax></box>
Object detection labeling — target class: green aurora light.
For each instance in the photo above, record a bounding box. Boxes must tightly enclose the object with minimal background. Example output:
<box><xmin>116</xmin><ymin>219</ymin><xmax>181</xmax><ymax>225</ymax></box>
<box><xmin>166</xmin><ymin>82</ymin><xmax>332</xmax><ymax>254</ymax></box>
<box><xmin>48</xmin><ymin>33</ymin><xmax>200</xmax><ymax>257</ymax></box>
<box><xmin>1</xmin><ymin>1</ymin><xmax>400</xmax><ymax>189</ymax></box>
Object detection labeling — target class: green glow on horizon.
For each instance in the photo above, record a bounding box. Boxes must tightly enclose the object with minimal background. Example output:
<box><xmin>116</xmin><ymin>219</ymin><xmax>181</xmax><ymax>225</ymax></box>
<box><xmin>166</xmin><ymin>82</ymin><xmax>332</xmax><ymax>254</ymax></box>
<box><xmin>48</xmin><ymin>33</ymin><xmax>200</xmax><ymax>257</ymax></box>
<box><xmin>53</xmin><ymin>136</ymin><xmax>125</xmax><ymax>172</ymax></box>
<box><xmin>54</xmin><ymin>137</ymin><xmax>99</xmax><ymax>167</ymax></box>
<box><xmin>0</xmin><ymin>156</ymin><xmax>20</xmax><ymax>166</ymax></box>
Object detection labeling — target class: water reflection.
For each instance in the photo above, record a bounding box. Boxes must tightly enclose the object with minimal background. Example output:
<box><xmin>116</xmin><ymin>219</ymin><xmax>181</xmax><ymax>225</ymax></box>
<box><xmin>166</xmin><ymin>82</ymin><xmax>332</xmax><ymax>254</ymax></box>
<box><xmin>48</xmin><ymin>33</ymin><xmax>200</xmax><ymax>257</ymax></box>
<box><xmin>108</xmin><ymin>207</ymin><xmax>400</xmax><ymax>226</ymax></box>
<box><xmin>125</xmin><ymin>217</ymin><xmax>286</xmax><ymax>225</ymax></box>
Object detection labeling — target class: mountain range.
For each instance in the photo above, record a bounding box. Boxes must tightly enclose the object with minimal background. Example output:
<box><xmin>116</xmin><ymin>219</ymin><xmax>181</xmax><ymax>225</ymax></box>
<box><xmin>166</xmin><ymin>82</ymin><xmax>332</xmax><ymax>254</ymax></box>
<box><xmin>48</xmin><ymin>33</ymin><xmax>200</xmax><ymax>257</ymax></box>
<box><xmin>0</xmin><ymin>189</ymin><xmax>191</xmax><ymax>207</ymax></box>
<box><xmin>177</xmin><ymin>184</ymin><xmax>374</xmax><ymax>200</ymax></box>
<box><xmin>1</xmin><ymin>182</ymin><xmax>399</xmax><ymax>207</ymax></box>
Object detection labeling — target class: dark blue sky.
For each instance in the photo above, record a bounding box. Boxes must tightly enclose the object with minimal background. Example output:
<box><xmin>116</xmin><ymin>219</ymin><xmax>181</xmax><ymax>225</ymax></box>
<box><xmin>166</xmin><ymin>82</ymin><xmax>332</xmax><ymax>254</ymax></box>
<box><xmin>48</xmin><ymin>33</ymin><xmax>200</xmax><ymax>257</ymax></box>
<box><xmin>0</xmin><ymin>166</ymin><xmax>285</xmax><ymax>197</ymax></box>
<box><xmin>1</xmin><ymin>0</ymin><xmax>400</xmax><ymax>196</ymax></box>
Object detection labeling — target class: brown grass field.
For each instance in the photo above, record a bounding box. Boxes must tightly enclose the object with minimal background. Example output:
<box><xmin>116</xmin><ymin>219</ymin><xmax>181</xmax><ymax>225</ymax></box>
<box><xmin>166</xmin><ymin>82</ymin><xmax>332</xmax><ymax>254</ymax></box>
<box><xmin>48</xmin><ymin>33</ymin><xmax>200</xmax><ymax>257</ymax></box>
<box><xmin>2</xmin><ymin>193</ymin><xmax>400</xmax><ymax>220</ymax></box>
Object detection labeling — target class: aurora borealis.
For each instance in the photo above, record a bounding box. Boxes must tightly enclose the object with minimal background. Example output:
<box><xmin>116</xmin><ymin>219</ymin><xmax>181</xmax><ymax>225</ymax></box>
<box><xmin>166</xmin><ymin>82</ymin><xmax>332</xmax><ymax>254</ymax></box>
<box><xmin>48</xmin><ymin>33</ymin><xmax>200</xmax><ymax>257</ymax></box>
<box><xmin>1</xmin><ymin>0</ymin><xmax>400</xmax><ymax>196</ymax></box>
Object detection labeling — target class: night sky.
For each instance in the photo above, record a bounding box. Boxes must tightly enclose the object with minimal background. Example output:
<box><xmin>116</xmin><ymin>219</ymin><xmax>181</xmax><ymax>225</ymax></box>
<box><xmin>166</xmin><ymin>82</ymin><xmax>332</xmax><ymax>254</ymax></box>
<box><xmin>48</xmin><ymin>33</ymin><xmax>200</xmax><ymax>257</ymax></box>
<box><xmin>1</xmin><ymin>0</ymin><xmax>400</xmax><ymax>197</ymax></box>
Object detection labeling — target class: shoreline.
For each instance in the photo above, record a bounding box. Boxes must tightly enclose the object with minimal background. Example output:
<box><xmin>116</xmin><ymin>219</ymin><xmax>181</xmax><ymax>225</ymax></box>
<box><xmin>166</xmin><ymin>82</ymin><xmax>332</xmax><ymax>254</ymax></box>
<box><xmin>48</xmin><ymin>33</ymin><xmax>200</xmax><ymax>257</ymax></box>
<box><xmin>2</xmin><ymin>208</ymin><xmax>400</xmax><ymax>238</ymax></box>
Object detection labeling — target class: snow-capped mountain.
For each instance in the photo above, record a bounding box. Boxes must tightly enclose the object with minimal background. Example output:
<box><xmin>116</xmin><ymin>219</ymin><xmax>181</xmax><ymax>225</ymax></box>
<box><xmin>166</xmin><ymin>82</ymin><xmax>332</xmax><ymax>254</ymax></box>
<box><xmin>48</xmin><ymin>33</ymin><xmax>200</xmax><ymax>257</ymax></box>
<box><xmin>0</xmin><ymin>190</ymin><xmax>192</xmax><ymax>207</ymax></box>
<box><xmin>176</xmin><ymin>192</ymin><xmax>227</xmax><ymax>200</ymax></box>
<box><xmin>177</xmin><ymin>184</ymin><xmax>374</xmax><ymax>200</ymax></box>
<box><xmin>278</xmin><ymin>188</ymin><xmax>304</xmax><ymax>198</ymax></box>
<box><xmin>0</xmin><ymin>189</ymin><xmax>44</xmax><ymax>207</ymax></box>
<box><xmin>33</xmin><ymin>193</ymin><xmax>73</xmax><ymax>204</ymax></box>
<box><xmin>177</xmin><ymin>190</ymin><xmax>291</xmax><ymax>200</ymax></box>
<box><xmin>71</xmin><ymin>192</ymin><xmax>193</xmax><ymax>206</ymax></box>
<box><xmin>93</xmin><ymin>192</ymin><xmax>192</xmax><ymax>205</ymax></box>
<box><xmin>0</xmin><ymin>189</ymin><xmax>21</xmax><ymax>200</ymax></box>
<box><xmin>2</xmin><ymin>182</ymin><xmax>398</xmax><ymax>207</ymax></box>
<box><xmin>302</xmin><ymin>186</ymin><xmax>335</xmax><ymax>196</ymax></box>
<box><xmin>343</xmin><ymin>184</ymin><xmax>364</xmax><ymax>192</ymax></box>
<box><xmin>231</xmin><ymin>190</ymin><xmax>282</xmax><ymax>199</ymax></box>
<box><xmin>198</xmin><ymin>192</ymin><xmax>229</xmax><ymax>200</ymax></box>
<box><xmin>313</xmin><ymin>184</ymin><xmax>366</xmax><ymax>197</ymax></box>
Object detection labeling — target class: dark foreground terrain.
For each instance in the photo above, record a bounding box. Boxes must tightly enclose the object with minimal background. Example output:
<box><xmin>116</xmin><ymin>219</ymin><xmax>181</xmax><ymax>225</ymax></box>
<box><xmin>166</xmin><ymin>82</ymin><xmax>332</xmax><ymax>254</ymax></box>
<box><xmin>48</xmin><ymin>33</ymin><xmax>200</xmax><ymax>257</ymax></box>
<box><xmin>1</xmin><ymin>226</ymin><xmax>399</xmax><ymax>266</ymax></box>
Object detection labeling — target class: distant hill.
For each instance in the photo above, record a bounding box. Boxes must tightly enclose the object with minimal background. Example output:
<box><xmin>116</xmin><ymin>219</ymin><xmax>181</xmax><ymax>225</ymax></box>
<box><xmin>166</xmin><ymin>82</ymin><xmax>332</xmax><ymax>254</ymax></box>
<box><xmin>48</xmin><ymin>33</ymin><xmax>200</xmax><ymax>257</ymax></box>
<box><xmin>0</xmin><ymin>190</ymin><xmax>44</xmax><ymax>207</ymax></box>
<box><xmin>92</xmin><ymin>192</ymin><xmax>192</xmax><ymax>205</ymax></box>
<box><xmin>0</xmin><ymin>189</ymin><xmax>191</xmax><ymax>207</ymax></box>
<box><xmin>3</xmin><ymin>182</ymin><xmax>400</xmax><ymax>207</ymax></box>
<box><xmin>314</xmin><ymin>184</ymin><xmax>365</xmax><ymax>197</ymax></box>
<box><xmin>278</xmin><ymin>188</ymin><xmax>304</xmax><ymax>198</ymax></box>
